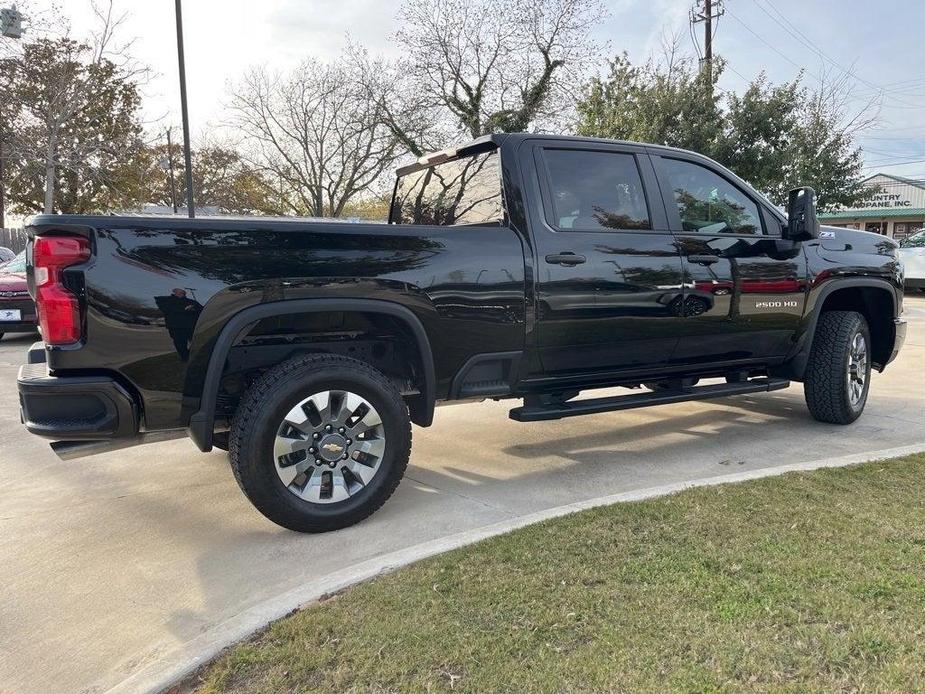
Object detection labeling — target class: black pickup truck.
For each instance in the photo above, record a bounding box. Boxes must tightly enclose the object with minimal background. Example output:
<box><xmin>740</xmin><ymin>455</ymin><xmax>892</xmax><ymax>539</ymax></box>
<box><xmin>17</xmin><ymin>134</ymin><xmax>906</xmax><ymax>532</ymax></box>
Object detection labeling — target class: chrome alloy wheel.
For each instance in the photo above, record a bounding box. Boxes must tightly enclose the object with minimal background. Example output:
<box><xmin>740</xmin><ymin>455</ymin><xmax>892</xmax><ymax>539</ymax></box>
<box><xmin>273</xmin><ymin>390</ymin><xmax>385</xmax><ymax>503</ymax></box>
<box><xmin>847</xmin><ymin>331</ymin><xmax>869</xmax><ymax>406</ymax></box>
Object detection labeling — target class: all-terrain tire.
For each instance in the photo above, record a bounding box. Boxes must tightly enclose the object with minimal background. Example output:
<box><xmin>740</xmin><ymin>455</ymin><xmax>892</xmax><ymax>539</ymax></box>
<box><xmin>804</xmin><ymin>310</ymin><xmax>871</xmax><ymax>425</ymax></box>
<box><xmin>229</xmin><ymin>353</ymin><xmax>411</xmax><ymax>532</ymax></box>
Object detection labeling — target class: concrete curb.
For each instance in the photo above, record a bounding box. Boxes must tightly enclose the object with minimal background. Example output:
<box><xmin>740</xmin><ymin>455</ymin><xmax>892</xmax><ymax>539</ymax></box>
<box><xmin>103</xmin><ymin>442</ymin><xmax>925</xmax><ymax>694</ymax></box>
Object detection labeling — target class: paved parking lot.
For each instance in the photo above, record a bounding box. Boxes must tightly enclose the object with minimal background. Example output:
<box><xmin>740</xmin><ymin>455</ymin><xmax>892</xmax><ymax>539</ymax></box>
<box><xmin>1</xmin><ymin>296</ymin><xmax>924</xmax><ymax>694</ymax></box>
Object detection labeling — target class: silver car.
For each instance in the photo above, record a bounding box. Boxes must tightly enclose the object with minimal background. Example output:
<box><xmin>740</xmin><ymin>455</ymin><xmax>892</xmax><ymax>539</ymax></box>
<box><xmin>899</xmin><ymin>229</ymin><xmax>925</xmax><ymax>292</ymax></box>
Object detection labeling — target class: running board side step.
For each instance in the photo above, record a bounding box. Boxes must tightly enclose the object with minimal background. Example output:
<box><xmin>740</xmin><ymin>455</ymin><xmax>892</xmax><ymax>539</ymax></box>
<box><xmin>509</xmin><ymin>377</ymin><xmax>790</xmax><ymax>422</ymax></box>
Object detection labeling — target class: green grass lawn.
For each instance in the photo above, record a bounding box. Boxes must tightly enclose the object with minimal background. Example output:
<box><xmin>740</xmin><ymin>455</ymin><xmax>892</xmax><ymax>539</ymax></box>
<box><xmin>193</xmin><ymin>454</ymin><xmax>925</xmax><ymax>693</ymax></box>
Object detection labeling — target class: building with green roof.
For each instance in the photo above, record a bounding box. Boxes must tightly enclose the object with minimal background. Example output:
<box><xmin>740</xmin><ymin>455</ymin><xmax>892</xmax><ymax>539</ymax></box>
<box><xmin>819</xmin><ymin>173</ymin><xmax>925</xmax><ymax>241</ymax></box>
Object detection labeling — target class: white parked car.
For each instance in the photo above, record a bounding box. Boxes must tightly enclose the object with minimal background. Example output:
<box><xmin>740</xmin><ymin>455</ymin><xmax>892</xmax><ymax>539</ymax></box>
<box><xmin>899</xmin><ymin>229</ymin><xmax>925</xmax><ymax>292</ymax></box>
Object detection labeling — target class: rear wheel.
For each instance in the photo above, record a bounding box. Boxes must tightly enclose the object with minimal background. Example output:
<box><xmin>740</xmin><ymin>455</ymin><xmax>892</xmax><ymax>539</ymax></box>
<box><xmin>804</xmin><ymin>310</ymin><xmax>871</xmax><ymax>424</ymax></box>
<box><xmin>229</xmin><ymin>353</ymin><xmax>411</xmax><ymax>532</ymax></box>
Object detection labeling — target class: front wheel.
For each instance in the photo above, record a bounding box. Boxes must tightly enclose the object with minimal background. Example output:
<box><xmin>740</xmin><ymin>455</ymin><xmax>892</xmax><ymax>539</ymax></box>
<box><xmin>804</xmin><ymin>311</ymin><xmax>871</xmax><ymax>424</ymax></box>
<box><xmin>229</xmin><ymin>353</ymin><xmax>412</xmax><ymax>532</ymax></box>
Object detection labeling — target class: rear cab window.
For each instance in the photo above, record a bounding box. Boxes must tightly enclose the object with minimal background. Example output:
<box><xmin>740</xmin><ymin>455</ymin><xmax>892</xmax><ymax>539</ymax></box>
<box><xmin>539</xmin><ymin>149</ymin><xmax>651</xmax><ymax>231</ymax></box>
<box><xmin>390</xmin><ymin>151</ymin><xmax>503</xmax><ymax>226</ymax></box>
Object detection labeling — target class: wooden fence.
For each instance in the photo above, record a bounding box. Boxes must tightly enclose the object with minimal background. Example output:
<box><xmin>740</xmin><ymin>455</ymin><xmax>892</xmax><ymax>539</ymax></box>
<box><xmin>0</xmin><ymin>228</ymin><xmax>27</xmax><ymax>254</ymax></box>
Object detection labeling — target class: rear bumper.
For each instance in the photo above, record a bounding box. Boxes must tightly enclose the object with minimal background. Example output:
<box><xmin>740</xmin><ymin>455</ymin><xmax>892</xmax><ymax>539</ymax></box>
<box><xmin>18</xmin><ymin>362</ymin><xmax>139</xmax><ymax>440</ymax></box>
<box><xmin>0</xmin><ymin>298</ymin><xmax>37</xmax><ymax>333</ymax></box>
<box><xmin>0</xmin><ymin>323</ymin><xmax>38</xmax><ymax>333</ymax></box>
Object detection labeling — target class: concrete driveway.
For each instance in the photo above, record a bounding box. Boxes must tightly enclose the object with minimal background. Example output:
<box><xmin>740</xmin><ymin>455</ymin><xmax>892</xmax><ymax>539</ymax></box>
<box><xmin>2</xmin><ymin>296</ymin><xmax>924</xmax><ymax>694</ymax></box>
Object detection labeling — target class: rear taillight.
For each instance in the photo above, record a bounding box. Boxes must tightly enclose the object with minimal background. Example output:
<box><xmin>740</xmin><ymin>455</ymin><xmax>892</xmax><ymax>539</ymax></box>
<box><xmin>33</xmin><ymin>235</ymin><xmax>91</xmax><ymax>345</ymax></box>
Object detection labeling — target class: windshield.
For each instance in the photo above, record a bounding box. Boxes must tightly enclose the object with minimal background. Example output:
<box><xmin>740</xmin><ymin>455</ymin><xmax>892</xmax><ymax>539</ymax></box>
<box><xmin>390</xmin><ymin>150</ymin><xmax>503</xmax><ymax>226</ymax></box>
<box><xmin>901</xmin><ymin>230</ymin><xmax>925</xmax><ymax>248</ymax></box>
<box><xmin>1</xmin><ymin>251</ymin><xmax>26</xmax><ymax>273</ymax></box>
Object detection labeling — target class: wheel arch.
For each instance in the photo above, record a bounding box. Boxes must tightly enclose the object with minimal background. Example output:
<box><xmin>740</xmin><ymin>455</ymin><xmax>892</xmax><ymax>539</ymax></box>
<box><xmin>187</xmin><ymin>299</ymin><xmax>436</xmax><ymax>452</ymax></box>
<box><xmin>780</xmin><ymin>278</ymin><xmax>899</xmax><ymax>380</ymax></box>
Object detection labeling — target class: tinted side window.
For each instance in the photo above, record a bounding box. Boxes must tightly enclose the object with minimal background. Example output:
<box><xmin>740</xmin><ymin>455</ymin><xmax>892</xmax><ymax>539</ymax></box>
<box><xmin>543</xmin><ymin>149</ymin><xmax>651</xmax><ymax>231</ymax></box>
<box><xmin>662</xmin><ymin>158</ymin><xmax>762</xmax><ymax>235</ymax></box>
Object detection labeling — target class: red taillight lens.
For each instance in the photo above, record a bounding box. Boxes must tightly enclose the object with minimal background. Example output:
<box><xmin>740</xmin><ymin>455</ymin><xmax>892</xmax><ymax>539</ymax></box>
<box><xmin>33</xmin><ymin>235</ymin><xmax>91</xmax><ymax>345</ymax></box>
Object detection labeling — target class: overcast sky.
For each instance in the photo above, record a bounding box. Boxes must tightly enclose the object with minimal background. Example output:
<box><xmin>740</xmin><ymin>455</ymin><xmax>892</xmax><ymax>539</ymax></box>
<box><xmin>30</xmin><ymin>0</ymin><xmax>925</xmax><ymax>179</ymax></box>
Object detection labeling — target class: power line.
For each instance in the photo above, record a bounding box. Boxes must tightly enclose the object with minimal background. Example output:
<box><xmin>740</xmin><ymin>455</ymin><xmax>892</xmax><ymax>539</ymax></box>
<box><xmin>861</xmin><ymin>158</ymin><xmax>925</xmax><ymax>170</ymax></box>
<box><xmin>724</xmin><ymin>63</ymin><xmax>753</xmax><ymax>85</ymax></box>
<box><xmin>861</xmin><ymin>144</ymin><xmax>925</xmax><ymax>157</ymax></box>
<box><xmin>860</xmin><ymin>134</ymin><xmax>925</xmax><ymax>141</ymax></box>
<box><xmin>725</xmin><ymin>9</ymin><xmax>812</xmax><ymax>74</ymax></box>
<box><xmin>856</xmin><ymin>178</ymin><xmax>925</xmax><ymax>185</ymax></box>
<box><xmin>864</xmin><ymin>160</ymin><xmax>925</xmax><ymax>169</ymax></box>
<box><xmin>754</xmin><ymin>0</ymin><xmax>925</xmax><ymax>109</ymax></box>
<box><xmin>874</xmin><ymin>77</ymin><xmax>925</xmax><ymax>89</ymax></box>
<box><xmin>867</xmin><ymin>125</ymin><xmax>925</xmax><ymax>132</ymax></box>
<box><xmin>855</xmin><ymin>82</ymin><xmax>925</xmax><ymax>99</ymax></box>
<box><xmin>863</xmin><ymin>152</ymin><xmax>925</xmax><ymax>164</ymax></box>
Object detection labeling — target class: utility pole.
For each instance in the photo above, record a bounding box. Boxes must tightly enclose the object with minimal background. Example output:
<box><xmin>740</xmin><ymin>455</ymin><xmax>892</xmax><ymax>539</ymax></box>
<box><xmin>0</xmin><ymin>4</ymin><xmax>25</xmax><ymax>230</ymax></box>
<box><xmin>174</xmin><ymin>0</ymin><xmax>195</xmax><ymax>218</ymax></box>
<box><xmin>690</xmin><ymin>0</ymin><xmax>724</xmax><ymax>82</ymax></box>
<box><xmin>165</xmin><ymin>128</ymin><xmax>179</xmax><ymax>213</ymax></box>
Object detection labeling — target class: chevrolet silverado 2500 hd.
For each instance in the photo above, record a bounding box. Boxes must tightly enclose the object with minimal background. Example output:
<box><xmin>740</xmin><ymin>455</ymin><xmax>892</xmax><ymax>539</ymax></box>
<box><xmin>17</xmin><ymin>134</ymin><xmax>906</xmax><ymax>531</ymax></box>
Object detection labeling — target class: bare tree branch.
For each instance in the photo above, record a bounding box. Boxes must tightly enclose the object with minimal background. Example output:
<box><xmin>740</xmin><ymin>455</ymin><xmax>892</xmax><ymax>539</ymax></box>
<box><xmin>390</xmin><ymin>0</ymin><xmax>607</xmax><ymax>146</ymax></box>
<box><xmin>227</xmin><ymin>54</ymin><xmax>402</xmax><ymax>218</ymax></box>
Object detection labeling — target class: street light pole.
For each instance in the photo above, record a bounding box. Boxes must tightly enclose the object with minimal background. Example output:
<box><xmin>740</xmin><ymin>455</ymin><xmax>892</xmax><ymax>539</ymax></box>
<box><xmin>174</xmin><ymin>0</ymin><xmax>195</xmax><ymax>218</ymax></box>
<box><xmin>166</xmin><ymin>128</ymin><xmax>179</xmax><ymax>214</ymax></box>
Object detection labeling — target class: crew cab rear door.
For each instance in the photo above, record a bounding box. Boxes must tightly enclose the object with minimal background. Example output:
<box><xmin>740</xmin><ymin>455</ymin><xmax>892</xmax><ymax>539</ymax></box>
<box><xmin>650</xmin><ymin>151</ymin><xmax>806</xmax><ymax>365</ymax></box>
<box><xmin>523</xmin><ymin>140</ymin><xmax>686</xmax><ymax>375</ymax></box>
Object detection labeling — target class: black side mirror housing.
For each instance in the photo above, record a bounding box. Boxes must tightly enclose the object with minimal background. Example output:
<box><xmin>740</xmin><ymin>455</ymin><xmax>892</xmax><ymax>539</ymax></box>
<box><xmin>785</xmin><ymin>186</ymin><xmax>820</xmax><ymax>241</ymax></box>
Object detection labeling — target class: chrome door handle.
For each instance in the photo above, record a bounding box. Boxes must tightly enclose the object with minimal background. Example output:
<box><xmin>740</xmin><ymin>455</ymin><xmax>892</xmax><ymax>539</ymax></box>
<box><xmin>688</xmin><ymin>254</ymin><xmax>720</xmax><ymax>265</ymax></box>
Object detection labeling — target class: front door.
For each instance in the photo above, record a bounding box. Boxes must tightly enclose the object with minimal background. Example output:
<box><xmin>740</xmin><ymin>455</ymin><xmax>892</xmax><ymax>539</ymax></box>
<box><xmin>651</xmin><ymin>154</ymin><xmax>806</xmax><ymax>365</ymax></box>
<box><xmin>525</xmin><ymin>143</ymin><xmax>687</xmax><ymax>375</ymax></box>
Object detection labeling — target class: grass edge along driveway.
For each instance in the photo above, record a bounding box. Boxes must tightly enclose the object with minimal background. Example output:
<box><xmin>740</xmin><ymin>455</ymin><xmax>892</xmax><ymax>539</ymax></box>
<box><xmin>191</xmin><ymin>454</ymin><xmax>925</xmax><ymax>693</ymax></box>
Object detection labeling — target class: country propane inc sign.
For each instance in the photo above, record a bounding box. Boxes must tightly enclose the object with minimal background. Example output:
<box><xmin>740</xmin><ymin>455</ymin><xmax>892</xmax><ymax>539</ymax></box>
<box><xmin>845</xmin><ymin>174</ymin><xmax>925</xmax><ymax>211</ymax></box>
<box><xmin>858</xmin><ymin>192</ymin><xmax>913</xmax><ymax>208</ymax></box>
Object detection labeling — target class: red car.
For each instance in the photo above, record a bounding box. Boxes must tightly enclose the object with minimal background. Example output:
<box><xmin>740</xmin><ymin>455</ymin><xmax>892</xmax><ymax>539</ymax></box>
<box><xmin>0</xmin><ymin>252</ymin><xmax>38</xmax><ymax>341</ymax></box>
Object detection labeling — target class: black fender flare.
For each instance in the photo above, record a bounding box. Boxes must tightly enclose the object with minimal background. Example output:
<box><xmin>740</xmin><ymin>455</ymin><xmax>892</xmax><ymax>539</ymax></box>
<box><xmin>779</xmin><ymin>277</ymin><xmax>899</xmax><ymax>380</ymax></box>
<box><xmin>187</xmin><ymin>298</ymin><xmax>436</xmax><ymax>452</ymax></box>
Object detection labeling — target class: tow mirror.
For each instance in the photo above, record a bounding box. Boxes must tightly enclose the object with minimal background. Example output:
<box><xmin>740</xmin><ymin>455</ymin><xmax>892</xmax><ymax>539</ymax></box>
<box><xmin>785</xmin><ymin>186</ymin><xmax>820</xmax><ymax>241</ymax></box>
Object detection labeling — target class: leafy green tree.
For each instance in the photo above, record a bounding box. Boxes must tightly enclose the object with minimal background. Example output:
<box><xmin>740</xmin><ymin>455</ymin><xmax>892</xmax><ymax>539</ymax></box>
<box><xmin>340</xmin><ymin>194</ymin><xmax>392</xmax><ymax>221</ymax></box>
<box><xmin>784</xmin><ymin>83</ymin><xmax>868</xmax><ymax>211</ymax></box>
<box><xmin>711</xmin><ymin>75</ymin><xmax>801</xmax><ymax>200</ymax></box>
<box><xmin>2</xmin><ymin>30</ymin><xmax>147</xmax><ymax>215</ymax></box>
<box><xmin>137</xmin><ymin>140</ymin><xmax>286</xmax><ymax>215</ymax></box>
<box><xmin>576</xmin><ymin>49</ymin><xmax>869</xmax><ymax>211</ymax></box>
<box><xmin>577</xmin><ymin>51</ymin><xmax>723</xmax><ymax>157</ymax></box>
